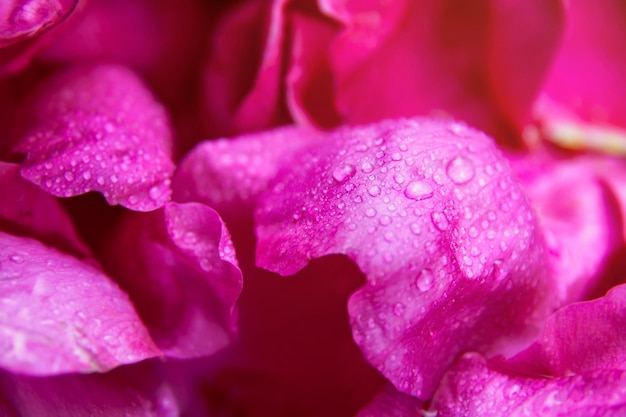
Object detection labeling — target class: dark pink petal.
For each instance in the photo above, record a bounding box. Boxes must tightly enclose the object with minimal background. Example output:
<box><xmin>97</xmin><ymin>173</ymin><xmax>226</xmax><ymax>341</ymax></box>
<box><xmin>509</xmin><ymin>153</ymin><xmax>623</xmax><ymax>303</ymax></box>
<box><xmin>0</xmin><ymin>161</ymin><xmax>89</xmax><ymax>257</ymax></box>
<box><xmin>203</xmin><ymin>0</ymin><xmax>291</xmax><ymax>136</ymax></box>
<box><xmin>3</xmin><ymin>361</ymin><xmax>178</xmax><ymax>417</ymax></box>
<box><xmin>104</xmin><ymin>202</ymin><xmax>242</xmax><ymax>359</ymax></box>
<box><xmin>535</xmin><ymin>0</ymin><xmax>626</xmax><ymax>147</ymax></box>
<box><xmin>256</xmin><ymin>118</ymin><xmax>556</xmax><ymax>398</ymax></box>
<box><xmin>355</xmin><ymin>383</ymin><xmax>424</xmax><ymax>417</ymax></box>
<box><xmin>430</xmin><ymin>353</ymin><xmax>626</xmax><ymax>417</ymax></box>
<box><xmin>172</xmin><ymin>126</ymin><xmax>322</xmax><ymax>224</ymax></box>
<box><xmin>503</xmin><ymin>284</ymin><xmax>626</xmax><ymax>377</ymax></box>
<box><xmin>0</xmin><ymin>231</ymin><xmax>159</xmax><ymax>376</ymax></box>
<box><xmin>0</xmin><ymin>0</ymin><xmax>76</xmax><ymax>73</ymax></box>
<box><xmin>14</xmin><ymin>64</ymin><xmax>174</xmax><ymax>211</ymax></box>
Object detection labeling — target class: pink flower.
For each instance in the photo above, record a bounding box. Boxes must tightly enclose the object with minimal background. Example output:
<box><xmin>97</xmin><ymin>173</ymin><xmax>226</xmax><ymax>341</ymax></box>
<box><xmin>1</xmin><ymin>0</ymin><xmax>626</xmax><ymax>415</ymax></box>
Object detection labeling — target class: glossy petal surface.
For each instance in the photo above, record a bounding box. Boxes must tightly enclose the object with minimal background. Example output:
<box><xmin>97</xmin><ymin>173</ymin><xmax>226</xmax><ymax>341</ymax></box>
<box><xmin>430</xmin><ymin>353</ymin><xmax>626</xmax><ymax>417</ymax></box>
<box><xmin>104</xmin><ymin>202</ymin><xmax>242</xmax><ymax>359</ymax></box>
<box><xmin>355</xmin><ymin>383</ymin><xmax>424</xmax><ymax>417</ymax></box>
<box><xmin>256</xmin><ymin>118</ymin><xmax>556</xmax><ymax>398</ymax></box>
<box><xmin>0</xmin><ymin>231</ymin><xmax>159</xmax><ymax>375</ymax></box>
<box><xmin>14</xmin><ymin>64</ymin><xmax>174</xmax><ymax>211</ymax></box>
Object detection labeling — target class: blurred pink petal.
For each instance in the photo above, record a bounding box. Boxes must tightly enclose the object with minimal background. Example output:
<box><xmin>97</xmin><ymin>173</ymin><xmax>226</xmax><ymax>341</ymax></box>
<box><xmin>509</xmin><ymin>153</ymin><xmax>623</xmax><ymax>303</ymax></box>
<box><xmin>503</xmin><ymin>284</ymin><xmax>626</xmax><ymax>377</ymax></box>
<box><xmin>14</xmin><ymin>64</ymin><xmax>174</xmax><ymax>211</ymax></box>
<box><xmin>3</xmin><ymin>361</ymin><xmax>178</xmax><ymax>417</ymax></box>
<box><xmin>355</xmin><ymin>383</ymin><xmax>423</xmax><ymax>417</ymax></box>
<box><xmin>104</xmin><ymin>202</ymin><xmax>242</xmax><ymax>359</ymax></box>
<box><xmin>173</xmin><ymin>126</ymin><xmax>321</xmax><ymax>224</ymax></box>
<box><xmin>0</xmin><ymin>161</ymin><xmax>89</xmax><ymax>257</ymax></box>
<box><xmin>0</xmin><ymin>231</ymin><xmax>159</xmax><ymax>376</ymax></box>
<box><xmin>0</xmin><ymin>0</ymin><xmax>76</xmax><ymax>73</ymax></box>
<box><xmin>256</xmin><ymin>118</ymin><xmax>557</xmax><ymax>398</ymax></box>
<box><xmin>536</xmin><ymin>0</ymin><xmax>626</xmax><ymax>133</ymax></box>
<box><xmin>430</xmin><ymin>353</ymin><xmax>626</xmax><ymax>417</ymax></box>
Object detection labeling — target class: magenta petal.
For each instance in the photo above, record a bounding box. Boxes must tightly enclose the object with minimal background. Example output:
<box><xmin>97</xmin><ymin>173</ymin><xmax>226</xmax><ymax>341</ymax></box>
<box><xmin>14</xmin><ymin>64</ymin><xmax>174</xmax><ymax>211</ymax></box>
<box><xmin>173</xmin><ymin>126</ymin><xmax>321</xmax><ymax>223</ymax></box>
<box><xmin>256</xmin><ymin>118</ymin><xmax>556</xmax><ymax>398</ymax></box>
<box><xmin>509</xmin><ymin>154</ymin><xmax>623</xmax><ymax>303</ymax></box>
<box><xmin>504</xmin><ymin>283</ymin><xmax>626</xmax><ymax>377</ymax></box>
<box><xmin>4</xmin><ymin>362</ymin><xmax>178</xmax><ymax>417</ymax></box>
<box><xmin>355</xmin><ymin>383</ymin><xmax>424</xmax><ymax>417</ymax></box>
<box><xmin>431</xmin><ymin>353</ymin><xmax>626</xmax><ymax>417</ymax></box>
<box><xmin>0</xmin><ymin>161</ymin><xmax>89</xmax><ymax>257</ymax></box>
<box><xmin>104</xmin><ymin>202</ymin><xmax>242</xmax><ymax>359</ymax></box>
<box><xmin>0</xmin><ymin>231</ymin><xmax>159</xmax><ymax>376</ymax></box>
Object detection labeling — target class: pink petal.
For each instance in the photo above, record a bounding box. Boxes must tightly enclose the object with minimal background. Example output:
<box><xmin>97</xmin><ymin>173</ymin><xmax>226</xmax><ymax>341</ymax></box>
<box><xmin>172</xmin><ymin>126</ymin><xmax>322</xmax><ymax>225</ymax></box>
<box><xmin>430</xmin><ymin>353</ymin><xmax>626</xmax><ymax>417</ymax></box>
<box><xmin>355</xmin><ymin>383</ymin><xmax>424</xmax><ymax>417</ymax></box>
<box><xmin>0</xmin><ymin>161</ymin><xmax>89</xmax><ymax>257</ymax></box>
<box><xmin>256</xmin><ymin>118</ymin><xmax>557</xmax><ymax>398</ymax></box>
<box><xmin>202</xmin><ymin>0</ymin><xmax>291</xmax><ymax>136</ymax></box>
<box><xmin>103</xmin><ymin>202</ymin><xmax>242</xmax><ymax>359</ymax></box>
<box><xmin>503</xmin><ymin>283</ymin><xmax>626</xmax><ymax>377</ymax></box>
<box><xmin>14</xmin><ymin>64</ymin><xmax>174</xmax><ymax>211</ymax></box>
<box><xmin>3</xmin><ymin>361</ymin><xmax>178</xmax><ymax>417</ymax></box>
<box><xmin>0</xmin><ymin>231</ymin><xmax>159</xmax><ymax>376</ymax></box>
<box><xmin>508</xmin><ymin>153</ymin><xmax>623</xmax><ymax>303</ymax></box>
<box><xmin>0</xmin><ymin>0</ymin><xmax>76</xmax><ymax>73</ymax></box>
<box><xmin>535</xmin><ymin>0</ymin><xmax>626</xmax><ymax>137</ymax></box>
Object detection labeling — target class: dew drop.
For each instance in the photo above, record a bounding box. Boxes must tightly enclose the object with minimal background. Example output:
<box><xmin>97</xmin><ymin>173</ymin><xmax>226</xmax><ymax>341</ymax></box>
<box><xmin>431</xmin><ymin>212</ymin><xmax>449</xmax><ymax>231</ymax></box>
<box><xmin>446</xmin><ymin>156</ymin><xmax>475</xmax><ymax>184</ymax></box>
<box><xmin>183</xmin><ymin>231</ymin><xmax>198</xmax><ymax>244</ymax></box>
<box><xmin>365</xmin><ymin>208</ymin><xmax>377</xmax><ymax>218</ymax></box>
<box><xmin>392</xmin><ymin>303</ymin><xmax>405</xmax><ymax>316</ymax></box>
<box><xmin>96</xmin><ymin>176</ymin><xmax>105</xmax><ymax>185</ymax></box>
<box><xmin>361</xmin><ymin>162</ymin><xmax>374</xmax><ymax>173</ymax></box>
<box><xmin>379</xmin><ymin>215</ymin><xmax>392</xmax><ymax>226</ymax></box>
<box><xmin>404</xmin><ymin>180</ymin><xmax>434</xmax><ymax>201</ymax></box>
<box><xmin>82</xmin><ymin>171</ymin><xmax>92</xmax><ymax>180</ymax></box>
<box><xmin>368</xmin><ymin>185</ymin><xmax>381</xmax><ymax>196</ymax></box>
<box><xmin>9</xmin><ymin>255</ymin><xmax>24</xmax><ymax>264</ymax></box>
<box><xmin>332</xmin><ymin>164</ymin><xmax>356</xmax><ymax>183</ymax></box>
<box><xmin>127</xmin><ymin>195</ymin><xmax>138</xmax><ymax>205</ymax></box>
<box><xmin>416</xmin><ymin>269</ymin><xmax>434</xmax><ymax>292</ymax></box>
<box><xmin>64</xmin><ymin>171</ymin><xmax>74</xmax><ymax>182</ymax></box>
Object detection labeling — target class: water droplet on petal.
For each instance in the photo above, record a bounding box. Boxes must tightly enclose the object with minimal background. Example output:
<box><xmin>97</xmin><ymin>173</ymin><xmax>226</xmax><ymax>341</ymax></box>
<box><xmin>361</xmin><ymin>162</ymin><xmax>374</xmax><ymax>173</ymax></box>
<box><xmin>446</xmin><ymin>156</ymin><xmax>475</xmax><ymax>184</ymax></box>
<box><xmin>379</xmin><ymin>215</ymin><xmax>392</xmax><ymax>226</ymax></box>
<box><xmin>393</xmin><ymin>303</ymin><xmax>405</xmax><ymax>316</ymax></box>
<box><xmin>404</xmin><ymin>180</ymin><xmax>434</xmax><ymax>200</ymax></box>
<box><xmin>431</xmin><ymin>212</ymin><xmax>449</xmax><ymax>231</ymax></box>
<box><xmin>416</xmin><ymin>269</ymin><xmax>434</xmax><ymax>292</ymax></box>
<box><xmin>10</xmin><ymin>255</ymin><xmax>24</xmax><ymax>264</ymax></box>
<box><xmin>332</xmin><ymin>164</ymin><xmax>356</xmax><ymax>183</ymax></box>
<box><xmin>368</xmin><ymin>185</ymin><xmax>381</xmax><ymax>196</ymax></box>
<box><xmin>365</xmin><ymin>208</ymin><xmax>377</xmax><ymax>218</ymax></box>
<box><xmin>64</xmin><ymin>171</ymin><xmax>74</xmax><ymax>182</ymax></box>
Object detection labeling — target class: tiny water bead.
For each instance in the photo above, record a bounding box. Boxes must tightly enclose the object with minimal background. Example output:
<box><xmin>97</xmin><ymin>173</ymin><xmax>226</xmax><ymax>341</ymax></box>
<box><xmin>446</xmin><ymin>156</ymin><xmax>475</xmax><ymax>184</ymax></box>
<box><xmin>404</xmin><ymin>180</ymin><xmax>434</xmax><ymax>201</ymax></box>
<box><xmin>416</xmin><ymin>269</ymin><xmax>434</xmax><ymax>292</ymax></box>
<box><xmin>332</xmin><ymin>164</ymin><xmax>356</xmax><ymax>183</ymax></box>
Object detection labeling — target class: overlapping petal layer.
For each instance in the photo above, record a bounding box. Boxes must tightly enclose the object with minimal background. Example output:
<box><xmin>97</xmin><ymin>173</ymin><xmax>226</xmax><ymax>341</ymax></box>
<box><xmin>256</xmin><ymin>118</ymin><xmax>556</xmax><ymax>398</ymax></box>
<box><xmin>104</xmin><ymin>202</ymin><xmax>242</xmax><ymax>359</ymax></box>
<box><xmin>0</xmin><ymin>231</ymin><xmax>159</xmax><ymax>375</ymax></box>
<box><xmin>429</xmin><ymin>353</ymin><xmax>626</xmax><ymax>417</ymax></box>
<box><xmin>355</xmin><ymin>383</ymin><xmax>423</xmax><ymax>417</ymax></box>
<box><xmin>14</xmin><ymin>64</ymin><xmax>174</xmax><ymax>211</ymax></box>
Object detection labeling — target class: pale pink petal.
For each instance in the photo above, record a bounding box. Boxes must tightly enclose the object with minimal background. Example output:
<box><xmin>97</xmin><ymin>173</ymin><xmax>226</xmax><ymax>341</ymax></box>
<box><xmin>256</xmin><ymin>118</ymin><xmax>556</xmax><ymax>398</ymax></box>
<box><xmin>0</xmin><ymin>231</ymin><xmax>159</xmax><ymax>376</ymax></box>
<box><xmin>503</xmin><ymin>284</ymin><xmax>626</xmax><ymax>377</ymax></box>
<box><xmin>508</xmin><ymin>153</ymin><xmax>623</xmax><ymax>303</ymax></box>
<box><xmin>430</xmin><ymin>353</ymin><xmax>626</xmax><ymax>417</ymax></box>
<box><xmin>172</xmin><ymin>126</ymin><xmax>322</xmax><ymax>225</ymax></box>
<box><xmin>0</xmin><ymin>161</ymin><xmax>89</xmax><ymax>257</ymax></box>
<box><xmin>0</xmin><ymin>0</ymin><xmax>76</xmax><ymax>73</ymax></box>
<box><xmin>535</xmin><ymin>0</ymin><xmax>626</xmax><ymax>136</ymax></box>
<box><xmin>355</xmin><ymin>383</ymin><xmax>424</xmax><ymax>417</ymax></box>
<box><xmin>3</xmin><ymin>362</ymin><xmax>178</xmax><ymax>417</ymax></box>
<box><xmin>14</xmin><ymin>64</ymin><xmax>174</xmax><ymax>211</ymax></box>
<box><xmin>103</xmin><ymin>202</ymin><xmax>242</xmax><ymax>359</ymax></box>
<box><xmin>203</xmin><ymin>0</ymin><xmax>290</xmax><ymax>136</ymax></box>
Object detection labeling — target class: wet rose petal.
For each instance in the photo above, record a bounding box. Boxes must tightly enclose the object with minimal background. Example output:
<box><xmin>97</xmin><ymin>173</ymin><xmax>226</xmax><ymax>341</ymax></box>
<box><xmin>104</xmin><ymin>202</ymin><xmax>242</xmax><ymax>359</ymax></box>
<box><xmin>14</xmin><ymin>64</ymin><xmax>174</xmax><ymax>211</ymax></box>
<box><xmin>0</xmin><ymin>0</ymin><xmax>76</xmax><ymax>73</ymax></box>
<box><xmin>429</xmin><ymin>353</ymin><xmax>626</xmax><ymax>417</ymax></box>
<box><xmin>0</xmin><ymin>161</ymin><xmax>89</xmax><ymax>257</ymax></box>
<box><xmin>355</xmin><ymin>383</ymin><xmax>424</xmax><ymax>417</ymax></box>
<box><xmin>509</xmin><ymin>154</ymin><xmax>623</xmax><ymax>303</ymax></box>
<box><xmin>173</xmin><ymin>126</ymin><xmax>321</xmax><ymax>224</ymax></box>
<box><xmin>0</xmin><ymin>231</ymin><xmax>159</xmax><ymax>376</ymax></box>
<box><xmin>502</xmin><ymin>283</ymin><xmax>626</xmax><ymax>377</ymax></box>
<box><xmin>2</xmin><ymin>361</ymin><xmax>178</xmax><ymax>417</ymax></box>
<box><xmin>256</xmin><ymin>118</ymin><xmax>556</xmax><ymax>398</ymax></box>
<box><xmin>534</xmin><ymin>0</ymin><xmax>626</xmax><ymax>150</ymax></box>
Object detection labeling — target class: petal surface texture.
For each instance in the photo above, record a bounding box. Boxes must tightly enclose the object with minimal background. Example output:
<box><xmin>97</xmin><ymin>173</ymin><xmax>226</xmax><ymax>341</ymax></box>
<box><xmin>14</xmin><ymin>64</ymin><xmax>174</xmax><ymax>211</ymax></box>
<box><xmin>256</xmin><ymin>118</ymin><xmax>556</xmax><ymax>398</ymax></box>
<box><xmin>0</xmin><ymin>231</ymin><xmax>159</xmax><ymax>375</ymax></box>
